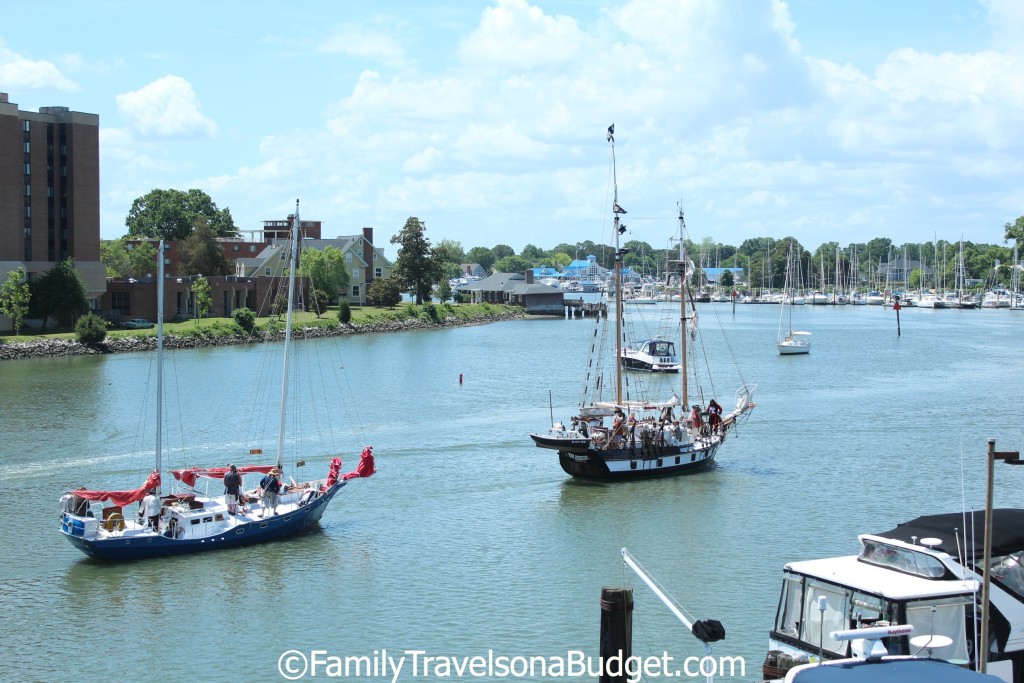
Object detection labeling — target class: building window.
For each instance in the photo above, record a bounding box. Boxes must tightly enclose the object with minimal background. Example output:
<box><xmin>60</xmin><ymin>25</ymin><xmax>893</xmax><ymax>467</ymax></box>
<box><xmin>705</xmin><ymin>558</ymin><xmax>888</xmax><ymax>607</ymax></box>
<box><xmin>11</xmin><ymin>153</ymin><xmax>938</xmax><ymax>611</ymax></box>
<box><xmin>232</xmin><ymin>245</ymin><xmax>240</xmax><ymax>251</ymax></box>
<box><xmin>23</xmin><ymin>142</ymin><xmax>30</xmax><ymax>153</ymax></box>
<box><xmin>265</xmin><ymin>267</ymin><xmax>271</xmax><ymax>276</ymax></box>
<box><xmin>373</xmin><ymin>252</ymin><xmax>378</xmax><ymax>261</ymax></box>
<box><xmin>375</xmin><ymin>267</ymin><xmax>383</xmax><ymax>278</ymax></box>
<box><xmin>250</xmin><ymin>245</ymin><xmax>257</xmax><ymax>253</ymax></box>
<box><xmin>352</xmin><ymin>268</ymin><xmax>359</xmax><ymax>278</ymax></box>
<box><xmin>24</xmin><ymin>185</ymin><xmax>30</xmax><ymax>197</ymax></box>
<box><xmin>22</xmin><ymin>120</ymin><xmax>30</xmax><ymax>132</ymax></box>
<box><xmin>112</xmin><ymin>292</ymin><xmax>130</xmax><ymax>314</ymax></box>
<box><xmin>346</xmin><ymin>253</ymin><xmax>352</xmax><ymax>263</ymax></box>
<box><xmin>351</xmin><ymin>285</ymin><xmax>360</xmax><ymax>298</ymax></box>
<box><xmin>24</xmin><ymin>163</ymin><xmax>30</xmax><ymax>174</ymax></box>
<box><xmin>25</xmin><ymin>206</ymin><xmax>31</xmax><ymax>218</ymax></box>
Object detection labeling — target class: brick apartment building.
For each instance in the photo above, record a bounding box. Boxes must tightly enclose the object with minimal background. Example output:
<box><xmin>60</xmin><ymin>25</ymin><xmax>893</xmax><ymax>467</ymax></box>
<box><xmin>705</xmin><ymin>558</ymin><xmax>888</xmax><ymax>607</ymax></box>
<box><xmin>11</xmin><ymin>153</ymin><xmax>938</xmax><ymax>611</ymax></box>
<box><xmin>0</xmin><ymin>92</ymin><xmax>106</xmax><ymax>330</ymax></box>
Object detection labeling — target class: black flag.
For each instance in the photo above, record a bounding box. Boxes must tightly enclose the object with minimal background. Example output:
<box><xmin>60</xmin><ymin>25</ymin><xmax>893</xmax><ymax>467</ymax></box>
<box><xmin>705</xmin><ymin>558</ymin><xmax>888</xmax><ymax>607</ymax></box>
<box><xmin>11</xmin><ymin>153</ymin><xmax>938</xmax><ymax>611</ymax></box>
<box><xmin>607</xmin><ymin>123</ymin><xmax>614</xmax><ymax>142</ymax></box>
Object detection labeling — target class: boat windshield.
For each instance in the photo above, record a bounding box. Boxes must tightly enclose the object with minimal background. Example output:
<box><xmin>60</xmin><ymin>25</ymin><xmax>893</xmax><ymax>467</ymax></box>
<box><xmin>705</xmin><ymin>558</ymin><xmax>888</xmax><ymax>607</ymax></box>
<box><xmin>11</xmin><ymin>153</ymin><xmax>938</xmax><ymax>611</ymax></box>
<box><xmin>650</xmin><ymin>341</ymin><xmax>674</xmax><ymax>356</ymax></box>
<box><xmin>990</xmin><ymin>551</ymin><xmax>1024</xmax><ymax>598</ymax></box>
<box><xmin>859</xmin><ymin>538</ymin><xmax>947</xmax><ymax>579</ymax></box>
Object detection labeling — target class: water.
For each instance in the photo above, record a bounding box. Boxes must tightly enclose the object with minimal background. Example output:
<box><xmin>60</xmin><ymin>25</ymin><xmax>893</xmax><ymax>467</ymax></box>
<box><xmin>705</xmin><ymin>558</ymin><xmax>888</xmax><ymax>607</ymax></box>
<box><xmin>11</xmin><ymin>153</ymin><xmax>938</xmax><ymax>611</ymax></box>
<box><xmin>2</xmin><ymin>304</ymin><xmax>1022</xmax><ymax>681</ymax></box>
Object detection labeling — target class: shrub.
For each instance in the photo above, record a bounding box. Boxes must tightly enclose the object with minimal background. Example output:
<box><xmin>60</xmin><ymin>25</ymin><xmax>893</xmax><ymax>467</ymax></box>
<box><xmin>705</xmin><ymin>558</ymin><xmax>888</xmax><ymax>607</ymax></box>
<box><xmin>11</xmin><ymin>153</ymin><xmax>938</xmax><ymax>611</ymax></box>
<box><xmin>232</xmin><ymin>307</ymin><xmax>256</xmax><ymax>334</ymax></box>
<box><xmin>75</xmin><ymin>313</ymin><xmax>108</xmax><ymax>345</ymax></box>
<box><xmin>338</xmin><ymin>299</ymin><xmax>352</xmax><ymax>324</ymax></box>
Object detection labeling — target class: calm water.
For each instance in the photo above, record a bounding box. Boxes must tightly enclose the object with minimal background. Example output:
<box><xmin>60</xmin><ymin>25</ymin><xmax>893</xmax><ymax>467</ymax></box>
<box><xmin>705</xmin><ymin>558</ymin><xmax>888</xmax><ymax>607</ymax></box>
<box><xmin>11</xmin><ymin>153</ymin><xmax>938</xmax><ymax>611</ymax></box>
<box><xmin>2</xmin><ymin>304</ymin><xmax>1022</xmax><ymax>682</ymax></box>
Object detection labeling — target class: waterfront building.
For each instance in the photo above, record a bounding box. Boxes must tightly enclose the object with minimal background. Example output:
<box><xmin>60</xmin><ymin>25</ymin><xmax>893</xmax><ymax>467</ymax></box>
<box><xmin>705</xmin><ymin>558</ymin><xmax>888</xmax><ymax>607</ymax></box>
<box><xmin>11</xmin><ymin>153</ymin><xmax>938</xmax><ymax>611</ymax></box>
<box><xmin>0</xmin><ymin>92</ymin><xmax>105</xmax><ymax>330</ymax></box>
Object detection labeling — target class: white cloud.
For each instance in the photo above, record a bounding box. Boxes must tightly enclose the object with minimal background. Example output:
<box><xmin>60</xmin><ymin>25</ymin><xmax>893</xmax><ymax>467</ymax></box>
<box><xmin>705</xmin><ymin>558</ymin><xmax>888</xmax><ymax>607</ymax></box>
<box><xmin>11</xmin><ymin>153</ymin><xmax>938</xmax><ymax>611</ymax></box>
<box><xmin>403</xmin><ymin>146</ymin><xmax>443</xmax><ymax>173</ymax></box>
<box><xmin>318</xmin><ymin>24</ymin><xmax>407</xmax><ymax>66</ymax></box>
<box><xmin>115</xmin><ymin>75</ymin><xmax>217</xmax><ymax>139</ymax></box>
<box><xmin>458</xmin><ymin>0</ymin><xmax>587</xmax><ymax>70</ymax></box>
<box><xmin>0</xmin><ymin>40</ymin><xmax>77</xmax><ymax>91</ymax></box>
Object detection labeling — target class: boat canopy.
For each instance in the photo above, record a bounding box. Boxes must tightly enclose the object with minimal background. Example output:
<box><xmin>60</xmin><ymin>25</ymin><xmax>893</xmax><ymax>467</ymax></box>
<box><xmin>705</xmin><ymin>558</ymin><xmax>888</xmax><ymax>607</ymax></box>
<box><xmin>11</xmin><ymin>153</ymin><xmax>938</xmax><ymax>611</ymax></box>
<box><xmin>171</xmin><ymin>464</ymin><xmax>275</xmax><ymax>487</ymax></box>
<box><xmin>875</xmin><ymin>509</ymin><xmax>1024</xmax><ymax>558</ymax></box>
<box><xmin>67</xmin><ymin>470</ymin><xmax>161</xmax><ymax>507</ymax></box>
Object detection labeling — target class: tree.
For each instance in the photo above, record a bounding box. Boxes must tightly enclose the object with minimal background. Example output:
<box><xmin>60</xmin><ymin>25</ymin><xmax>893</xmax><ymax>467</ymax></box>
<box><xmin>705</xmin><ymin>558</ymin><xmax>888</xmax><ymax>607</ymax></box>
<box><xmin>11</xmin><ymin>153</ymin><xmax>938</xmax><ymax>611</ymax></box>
<box><xmin>191</xmin><ymin>276</ymin><xmax>212</xmax><ymax>322</ymax></box>
<box><xmin>719</xmin><ymin>269</ymin><xmax>735</xmax><ymax>288</ymax></box>
<box><xmin>301</xmin><ymin>245</ymin><xmax>349</xmax><ymax>304</ymax></box>
<box><xmin>29</xmin><ymin>259</ymin><xmax>89</xmax><ymax>330</ymax></box>
<box><xmin>101</xmin><ymin>238</ymin><xmax>157</xmax><ymax>278</ymax></box>
<box><xmin>338</xmin><ymin>299</ymin><xmax>352</xmax><ymax>323</ymax></box>
<box><xmin>75</xmin><ymin>313</ymin><xmax>108</xmax><ymax>345</ymax></box>
<box><xmin>494</xmin><ymin>255</ymin><xmax>531</xmax><ymax>273</ymax></box>
<box><xmin>126</xmin><ymin>188</ymin><xmax>238</xmax><ymax>241</ymax></box>
<box><xmin>232</xmin><ymin>307</ymin><xmax>256</xmax><ymax>333</ymax></box>
<box><xmin>436</xmin><ymin>239</ymin><xmax>465</xmax><ymax>264</ymax></box>
<box><xmin>436</xmin><ymin>279</ymin><xmax>453</xmax><ymax>303</ymax></box>
<box><xmin>179</xmin><ymin>219</ymin><xmax>230</xmax><ymax>276</ymax></box>
<box><xmin>0</xmin><ymin>267</ymin><xmax>31</xmax><ymax>334</ymax></box>
<box><xmin>492</xmin><ymin>244</ymin><xmax>515</xmax><ymax>261</ymax></box>
<box><xmin>309</xmin><ymin>289</ymin><xmax>331</xmax><ymax>317</ymax></box>
<box><xmin>368</xmin><ymin>277</ymin><xmax>402</xmax><ymax>308</ymax></box>
<box><xmin>390</xmin><ymin>217</ymin><xmax>446</xmax><ymax>304</ymax></box>
<box><xmin>1005</xmin><ymin>216</ymin><xmax>1024</xmax><ymax>245</ymax></box>
<box><xmin>465</xmin><ymin>246</ymin><xmax>495</xmax><ymax>273</ymax></box>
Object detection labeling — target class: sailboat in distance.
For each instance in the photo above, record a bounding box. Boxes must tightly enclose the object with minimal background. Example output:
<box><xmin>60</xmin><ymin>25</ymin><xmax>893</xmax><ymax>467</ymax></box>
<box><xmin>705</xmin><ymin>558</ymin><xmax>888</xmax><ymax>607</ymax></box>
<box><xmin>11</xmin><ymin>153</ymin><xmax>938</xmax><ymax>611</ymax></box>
<box><xmin>529</xmin><ymin>126</ymin><xmax>757</xmax><ymax>481</ymax></box>
<box><xmin>59</xmin><ymin>200</ymin><xmax>376</xmax><ymax>561</ymax></box>
<box><xmin>777</xmin><ymin>243</ymin><xmax>811</xmax><ymax>355</ymax></box>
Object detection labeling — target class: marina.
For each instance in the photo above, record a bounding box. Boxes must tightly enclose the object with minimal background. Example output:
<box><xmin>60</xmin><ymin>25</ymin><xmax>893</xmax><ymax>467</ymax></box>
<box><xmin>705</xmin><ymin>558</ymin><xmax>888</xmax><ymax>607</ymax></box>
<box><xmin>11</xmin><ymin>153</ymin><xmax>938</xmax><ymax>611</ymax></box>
<box><xmin>3</xmin><ymin>302</ymin><xmax>1023</xmax><ymax>680</ymax></box>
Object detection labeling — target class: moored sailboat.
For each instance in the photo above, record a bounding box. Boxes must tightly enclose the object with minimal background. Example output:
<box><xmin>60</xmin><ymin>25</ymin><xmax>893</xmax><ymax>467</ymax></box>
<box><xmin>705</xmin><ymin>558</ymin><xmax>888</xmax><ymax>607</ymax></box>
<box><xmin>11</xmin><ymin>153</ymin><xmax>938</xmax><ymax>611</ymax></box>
<box><xmin>778</xmin><ymin>244</ymin><xmax>811</xmax><ymax>355</ymax></box>
<box><xmin>529</xmin><ymin>126</ymin><xmax>756</xmax><ymax>481</ymax></box>
<box><xmin>59</xmin><ymin>201</ymin><xmax>375</xmax><ymax>561</ymax></box>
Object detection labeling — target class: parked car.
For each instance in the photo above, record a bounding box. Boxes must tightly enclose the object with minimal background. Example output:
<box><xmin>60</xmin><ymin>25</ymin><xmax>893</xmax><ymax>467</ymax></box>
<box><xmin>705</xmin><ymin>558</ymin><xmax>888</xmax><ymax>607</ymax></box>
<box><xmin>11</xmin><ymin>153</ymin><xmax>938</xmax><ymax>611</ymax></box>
<box><xmin>123</xmin><ymin>318</ymin><xmax>154</xmax><ymax>329</ymax></box>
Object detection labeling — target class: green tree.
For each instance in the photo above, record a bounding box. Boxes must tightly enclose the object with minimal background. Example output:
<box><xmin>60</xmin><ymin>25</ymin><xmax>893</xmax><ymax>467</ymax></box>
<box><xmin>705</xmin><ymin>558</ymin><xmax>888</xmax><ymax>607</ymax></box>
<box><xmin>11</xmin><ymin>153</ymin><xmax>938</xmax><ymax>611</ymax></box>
<box><xmin>520</xmin><ymin>244</ymin><xmax>546</xmax><ymax>262</ymax></box>
<box><xmin>465</xmin><ymin>246</ymin><xmax>495</xmax><ymax>273</ymax></box>
<box><xmin>309</xmin><ymin>289</ymin><xmax>331</xmax><ymax>317</ymax></box>
<box><xmin>179</xmin><ymin>219</ymin><xmax>230</xmax><ymax>276</ymax></box>
<box><xmin>368</xmin><ymin>277</ymin><xmax>402</xmax><ymax>308</ymax></box>
<box><xmin>101</xmin><ymin>238</ymin><xmax>157</xmax><ymax>278</ymax></box>
<box><xmin>494</xmin><ymin>255</ymin><xmax>531</xmax><ymax>273</ymax></box>
<box><xmin>29</xmin><ymin>259</ymin><xmax>89</xmax><ymax>330</ymax></box>
<box><xmin>492</xmin><ymin>244</ymin><xmax>515</xmax><ymax>261</ymax></box>
<box><xmin>191</xmin><ymin>276</ymin><xmax>212</xmax><ymax>322</ymax></box>
<box><xmin>390</xmin><ymin>217</ymin><xmax>446</xmax><ymax>304</ymax></box>
<box><xmin>719</xmin><ymin>269</ymin><xmax>735</xmax><ymax>288</ymax></box>
<box><xmin>437</xmin><ymin>239</ymin><xmax>465</xmax><ymax>264</ymax></box>
<box><xmin>1005</xmin><ymin>216</ymin><xmax>1024</xmax><ymax>245</ymax></box>
<box><xmin>338</xmin><ymin>299</ymin><xmax>352</xmax><ymax>323</ymax></box>
<box><xmin>126</xmin><ymin>188</ymin><xmax>238</xmax><ymax>241</ymax></box>
<box><xmin>75</xmin><ymin>313</ymin><xmax>108</xmax><ymax>345</ymax></box>
<box><xmin>233</xmin><ymin>307</ymin><xmax>256</xmax><ymax>333</ymax></box>
<box><xmin>436</xmin><ymin>279</ymin><xmax>453</xmax><ymax>303</ymax></box>
<box><xmin>0</xmin><ymin>267</ymin><xmax>32</xmax><ymax>334</ymax></box>
<box><xmin>301</xmin><ymin>245</ymin><xmax>349</xmax><ymax>304</ymax></box>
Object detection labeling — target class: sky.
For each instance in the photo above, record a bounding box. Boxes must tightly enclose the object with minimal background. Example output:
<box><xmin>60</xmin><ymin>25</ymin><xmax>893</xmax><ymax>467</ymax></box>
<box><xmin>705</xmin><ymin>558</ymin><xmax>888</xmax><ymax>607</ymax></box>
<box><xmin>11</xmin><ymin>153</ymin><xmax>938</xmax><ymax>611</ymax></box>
<box><xmin>3</xmin><ymin>0</ymin><xmax>1023</xmax><ymax>261</ymax></box>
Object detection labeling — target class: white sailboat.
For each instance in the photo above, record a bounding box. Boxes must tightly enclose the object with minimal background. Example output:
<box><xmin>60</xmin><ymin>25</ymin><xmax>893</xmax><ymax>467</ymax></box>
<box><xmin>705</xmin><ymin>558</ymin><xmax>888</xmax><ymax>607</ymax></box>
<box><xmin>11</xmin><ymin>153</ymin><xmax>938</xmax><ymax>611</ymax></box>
<box><xmin>59</xmin><ymin>200</ymin><xmax>376</xmax><ymax>560</ymax></box>
<box><xmin>778</xmin><ymin>244</ymin><xmax>811</xmax><ymax>355</ymax></box>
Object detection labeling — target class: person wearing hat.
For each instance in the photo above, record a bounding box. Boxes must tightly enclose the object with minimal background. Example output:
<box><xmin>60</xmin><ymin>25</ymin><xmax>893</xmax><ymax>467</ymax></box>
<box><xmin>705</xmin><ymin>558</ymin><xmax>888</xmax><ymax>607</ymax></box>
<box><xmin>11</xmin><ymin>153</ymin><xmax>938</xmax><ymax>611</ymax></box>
<box><xmin>259</xmin><ymin>467</ymin><xmax>282</xmax><ymax>518</ymax></box>
<box><xmin>138</xmin><ymin>488</ymin><xmax>161</xmax><ymax>532</ymax></box>
<box><xmin>223</xmin><ymin>464</ymin><xmax>242</xmax><ymax>515</ymax></box>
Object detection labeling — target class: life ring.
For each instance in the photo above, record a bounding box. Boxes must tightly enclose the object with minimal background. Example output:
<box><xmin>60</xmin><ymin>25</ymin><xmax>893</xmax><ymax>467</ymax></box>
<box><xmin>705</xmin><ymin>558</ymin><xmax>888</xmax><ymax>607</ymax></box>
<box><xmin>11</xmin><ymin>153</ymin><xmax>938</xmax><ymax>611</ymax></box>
<box><xmin>103</xmin><ymin>512</ymin><xmax>125</xmax><ymax>532</ymax></box>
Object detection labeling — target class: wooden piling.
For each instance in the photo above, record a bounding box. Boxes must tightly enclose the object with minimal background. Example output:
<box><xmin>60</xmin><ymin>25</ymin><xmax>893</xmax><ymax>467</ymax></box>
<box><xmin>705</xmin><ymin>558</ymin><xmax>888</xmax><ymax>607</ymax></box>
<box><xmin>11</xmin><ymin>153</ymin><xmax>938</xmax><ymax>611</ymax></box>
<box><xmin>599</xmin><ymin>587</ymin><xmax>633</xmax><ymax>683</ymax></box>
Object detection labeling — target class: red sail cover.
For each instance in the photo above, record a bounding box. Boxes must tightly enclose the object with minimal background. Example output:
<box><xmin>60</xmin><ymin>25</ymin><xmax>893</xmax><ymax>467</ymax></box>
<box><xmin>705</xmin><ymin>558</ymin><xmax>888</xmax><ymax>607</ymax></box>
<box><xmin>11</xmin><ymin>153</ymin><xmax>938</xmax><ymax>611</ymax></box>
<box><xmin>73</xmin><ymin>470</ymin><xmax>161</xmax><ymax>508</ymax></box>
<box><xmin>343</xmin><ymin>446</ymin><xmax>376</xmax><ymax>481</ymax></box>
<box><xmin>171</xmin><ymin>465</ymin><xmax>275</xmax><ymax>487</ymax></box>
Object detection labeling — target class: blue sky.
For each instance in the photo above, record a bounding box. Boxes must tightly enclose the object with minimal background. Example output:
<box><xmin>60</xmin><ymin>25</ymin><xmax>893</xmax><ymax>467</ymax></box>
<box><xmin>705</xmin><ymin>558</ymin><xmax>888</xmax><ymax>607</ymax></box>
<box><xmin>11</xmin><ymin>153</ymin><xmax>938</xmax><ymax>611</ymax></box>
<box><xmin>3</xmin><ymin>0</ymin><xmax>1022</xmax><ymax>260</ymax></box>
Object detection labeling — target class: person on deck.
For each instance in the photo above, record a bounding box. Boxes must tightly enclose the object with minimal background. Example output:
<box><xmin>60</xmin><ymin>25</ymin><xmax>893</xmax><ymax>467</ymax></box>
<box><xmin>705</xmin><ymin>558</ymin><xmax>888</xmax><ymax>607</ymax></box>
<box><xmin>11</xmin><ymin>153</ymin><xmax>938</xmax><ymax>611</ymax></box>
<box><xmin>707</xmin><ymin>399</ymin><xmax>723</xmax><ymax>434</ymax></box>
<box><xmin>139</xmin><ymin>489</ymin><xmax>161</xmax><ymax>532</ymax></box>
<box><xmin>259</xmin><ymin>468</ymin><xmax>282</xmax><ymax>518</ymax></box>
<box><xmin>224</xmin><ymin>464</ymin><xmax>241</xmax><ymax>516</ymax></box>
<box><xmin>611</xmin><ymin>409</ymin><xmax>626</xmax><ymax>443</ymax></box>
<box><xmin>689</xmin><ymin>405</ymin><xmax>704</xmax><ymax>432</ymax></box>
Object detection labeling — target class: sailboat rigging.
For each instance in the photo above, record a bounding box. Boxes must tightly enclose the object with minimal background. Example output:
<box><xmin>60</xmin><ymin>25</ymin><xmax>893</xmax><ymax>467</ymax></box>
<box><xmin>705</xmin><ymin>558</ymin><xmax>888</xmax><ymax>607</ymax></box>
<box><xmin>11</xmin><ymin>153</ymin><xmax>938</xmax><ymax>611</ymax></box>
<box><xmin>529</xmin><ymin>126</ymin><xmax>756</xmax><ymax>481</ymax></box>
<box><xmin>59</xmin><ymin>200</ymin><xmax>375</xmax><ymax>560</ymax></box>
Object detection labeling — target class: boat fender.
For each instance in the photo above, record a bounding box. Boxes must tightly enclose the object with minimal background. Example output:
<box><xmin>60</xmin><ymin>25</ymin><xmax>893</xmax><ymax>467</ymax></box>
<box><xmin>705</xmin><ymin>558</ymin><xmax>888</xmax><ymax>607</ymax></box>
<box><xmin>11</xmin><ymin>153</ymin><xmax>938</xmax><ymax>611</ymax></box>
<box><xmin>103</xmin><ymin>512</ymin><xmax>125</xmax><ymax>532</ymax></box>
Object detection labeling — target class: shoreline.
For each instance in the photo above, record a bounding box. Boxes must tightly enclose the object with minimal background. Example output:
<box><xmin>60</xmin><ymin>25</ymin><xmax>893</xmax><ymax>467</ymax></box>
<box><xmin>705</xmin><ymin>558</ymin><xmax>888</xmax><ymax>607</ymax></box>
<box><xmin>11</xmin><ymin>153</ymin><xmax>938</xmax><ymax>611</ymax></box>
<box><xmin>0</xmin><ymin>309</ymin><xmax>536</xmax><ymax>362</ymax></box>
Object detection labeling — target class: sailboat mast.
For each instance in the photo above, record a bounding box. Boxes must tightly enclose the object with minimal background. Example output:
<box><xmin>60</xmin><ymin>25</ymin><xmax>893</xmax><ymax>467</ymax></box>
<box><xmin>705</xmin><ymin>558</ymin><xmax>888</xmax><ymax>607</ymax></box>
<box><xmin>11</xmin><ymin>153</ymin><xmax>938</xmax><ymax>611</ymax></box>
<box><xmin>156</xmin><ymin>239</ymin><xmax>164</xmax><ymax>493</ymax></box>
<box><xmin>276</xmin><ymin>199</ymin><xmax>301</xmax><ymax>470</ymax></box>
<box><xmin>676</xmin><ymin>206</ymin><xmax>688</xmax><ymax>409</ymax></box>
<box><xmin>609</xmin><ymin>126</ymin><xmax>624</xmax><ymax>406</ymax></box>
